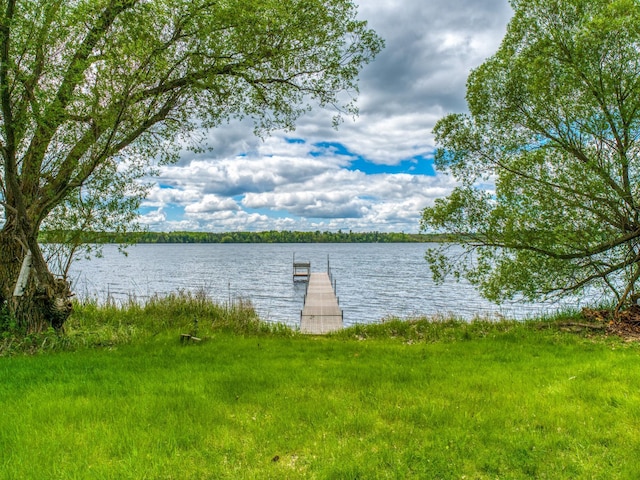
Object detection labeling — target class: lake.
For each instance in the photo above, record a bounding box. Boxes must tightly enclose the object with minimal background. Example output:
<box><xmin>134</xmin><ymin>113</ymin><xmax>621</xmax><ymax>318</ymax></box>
<box><xmin>69</xmin><ymin>243</ymin><xmax>578</xmax><ymax>327</ymax></box>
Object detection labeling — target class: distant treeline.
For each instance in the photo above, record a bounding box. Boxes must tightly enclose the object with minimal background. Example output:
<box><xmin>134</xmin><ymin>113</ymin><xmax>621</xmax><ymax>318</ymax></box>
<box><xmin>40</xmin><ymin>230</ymin><xmax>455</xmax><ymax>244</ymax></box>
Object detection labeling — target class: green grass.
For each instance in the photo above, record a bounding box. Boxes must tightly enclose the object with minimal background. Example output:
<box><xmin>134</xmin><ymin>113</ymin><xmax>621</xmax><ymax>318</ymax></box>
<box><xmin>0</xmin><ymin>291</ymin><xmax>286</xmax><ymax>355</ymax></box>
<box><xmin>1</xmin><ymin>300</ymin><xmax>640</xmax><ymax>478</ymax></box>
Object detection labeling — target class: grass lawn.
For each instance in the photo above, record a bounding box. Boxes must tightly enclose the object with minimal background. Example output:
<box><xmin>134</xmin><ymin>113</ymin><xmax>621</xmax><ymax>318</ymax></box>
<box><xmin>1</xmin><ymin>308</ymin><xmax>640</xmax><ymax>478</ymax></box>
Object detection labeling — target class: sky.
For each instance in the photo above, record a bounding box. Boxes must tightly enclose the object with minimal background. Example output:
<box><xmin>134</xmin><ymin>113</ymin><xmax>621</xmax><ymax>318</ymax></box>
<box><xmin>139</xmin><ymin>0</ymin><xmax>514</xmax><ymax>233</ymax></box>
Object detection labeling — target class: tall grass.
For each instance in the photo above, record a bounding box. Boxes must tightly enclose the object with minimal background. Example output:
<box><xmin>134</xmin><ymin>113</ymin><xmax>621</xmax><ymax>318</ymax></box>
<box><xmin>72</xmin><ymin>289</ymin><xmax>270</xmax><ymax>334</ymax></box>
<box><xmin>332</xmin><ymin>307</ymin><xmax>586</xmax><ymax>343</ymax></box>
<box><xmin>0</xmin><ymin>289</ymin><xmax>291</xmax><ymax>356</ymax></box>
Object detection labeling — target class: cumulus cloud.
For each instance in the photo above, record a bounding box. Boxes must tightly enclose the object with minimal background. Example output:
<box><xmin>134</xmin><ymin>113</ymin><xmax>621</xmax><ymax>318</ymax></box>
<box><xmin>295</xmin><ymin>0</ymin><xmax>513</xmax><ymax>163</ymax></box>
<box><xmin>142</xmin><ymin>185</ymin><xmax>201</xmax><ymax>208</ymax></box>
<box><xmin>136</xmin><ymin>0</ymin><xmax>513</xmax><ymax>232</ymax></box>
<box><xmin>155</xmin><ymin>137</ymin><xmax>349</xmax><ymax>198</ymax></box>
<box><xmin>240</xmin><ymin>156</ymin><xmax>458</xmax><ymax>227</ymax></box>
<box><xmin>357</xmin><ymin>0</ymin><xmax>511</xmax><ymax>110</ymax></box>
<box><xmin>138</xmin><ymin>208</ymin><xmax>167</xmax><ymax>227</ymax></box>
<box><xmin>184</xmin><ymin>195</ymin><xmax>240</xmax><ymax>214</ymax></box>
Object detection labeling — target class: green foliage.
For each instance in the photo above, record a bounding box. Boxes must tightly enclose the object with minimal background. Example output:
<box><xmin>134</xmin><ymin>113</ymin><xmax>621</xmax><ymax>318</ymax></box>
<box><xmin>0</xmin><ymin>302</ymin><xmax>17</xmax><ymax>336</ymax></box>
<box><xmin>40</xmin><ymin>229</ymin><xmax>442</xmax><ymax>244</ymax></box>
<box><xmin>422</xmin><ymin>0</ymin><xmax>640</xmax><ymax>308</ymax></box>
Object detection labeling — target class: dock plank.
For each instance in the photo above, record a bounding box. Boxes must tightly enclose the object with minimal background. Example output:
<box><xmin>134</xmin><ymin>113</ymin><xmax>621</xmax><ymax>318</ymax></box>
<box><xmin>300</xmin><ymin>272</ymin><xmax>343</xmax><ymax>334</ymax></box>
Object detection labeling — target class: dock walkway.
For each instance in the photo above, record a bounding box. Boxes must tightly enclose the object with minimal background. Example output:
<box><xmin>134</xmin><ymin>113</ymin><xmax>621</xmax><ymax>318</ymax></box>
<box><xmin>300</xmin><ymin>272</ymin><xmax>343</xmax><ymax>334</ymax></box>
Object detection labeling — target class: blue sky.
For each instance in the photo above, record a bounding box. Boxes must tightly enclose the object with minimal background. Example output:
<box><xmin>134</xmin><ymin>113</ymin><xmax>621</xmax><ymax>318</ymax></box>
<box><xmin>139</xmin><ymin>0</ymin><xmax>513</xmax><ymax>233</ymax></box>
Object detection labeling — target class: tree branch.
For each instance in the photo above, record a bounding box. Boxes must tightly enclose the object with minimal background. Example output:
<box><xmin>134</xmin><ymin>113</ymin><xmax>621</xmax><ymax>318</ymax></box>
<box><xmin>465</xmin><ymin>225</ymin><xmax>640</xmax><ymax>262</ymax></box>
<box><xmin>20</xmin><ymin>0</ymin><xmax>139</xmax><ymax>201</ymax></box>
<box><xmin>0</xmin><ymin>0</ymin><xmax>29</xmax><ymax>234</ymax></box>
<box><xmin>34</xmin><ymin>91</ymin><xmax>181</xmax><ymax>220</ymax></box>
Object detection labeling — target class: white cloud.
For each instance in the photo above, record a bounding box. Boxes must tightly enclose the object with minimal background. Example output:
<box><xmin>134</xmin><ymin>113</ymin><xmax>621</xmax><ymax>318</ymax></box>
<box><xmin>184</xmin><ymin>195</ymin><xmax>240</xmax><ymax>214</ymax></box>
<box><xmin>142</xmin><ymin>185</ymin><xmax>201</xmax><ymax>208</ymax></box>
<box><xmin>138</xmin><ymin>208</ymin><xmax>167</xmax><ymax>227</ymax></box>
<box><xmin>135</xmin><ymin>0</ymin><xmax>513</xmax><ymax>232</ymax></box>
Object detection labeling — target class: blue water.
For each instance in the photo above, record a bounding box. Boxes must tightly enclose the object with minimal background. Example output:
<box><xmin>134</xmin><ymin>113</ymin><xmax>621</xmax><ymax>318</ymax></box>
<box><xmin>69</xmin><ymin>243</ymin><xmax>578</xmax><ymax>327</ymax></box>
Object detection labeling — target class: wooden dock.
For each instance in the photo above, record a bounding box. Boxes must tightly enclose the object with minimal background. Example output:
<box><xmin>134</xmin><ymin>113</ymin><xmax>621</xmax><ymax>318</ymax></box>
<box><xmin>300</xmin><ymin>272</ymin><xmax>343</xmax><ymax>334</ymax></box>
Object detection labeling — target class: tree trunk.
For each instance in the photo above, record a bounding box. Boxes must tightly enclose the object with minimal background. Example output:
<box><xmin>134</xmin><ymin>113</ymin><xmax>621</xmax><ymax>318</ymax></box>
<box><xmin>0</xmin><ymin>225</ymin><xmax>72</xmax><ymax>332</ymax></box>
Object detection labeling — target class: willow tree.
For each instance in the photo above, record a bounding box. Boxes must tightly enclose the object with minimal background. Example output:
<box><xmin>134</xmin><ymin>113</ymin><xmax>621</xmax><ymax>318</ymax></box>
<box><xmin>422</xmin><ymin>0</ymin><xmax>640</xmax><ymax>309</ymax></box>
<box><xmin>0</xmin><ymin>0</ymin><xmax>382</xmax><ymax>331</ymax></box>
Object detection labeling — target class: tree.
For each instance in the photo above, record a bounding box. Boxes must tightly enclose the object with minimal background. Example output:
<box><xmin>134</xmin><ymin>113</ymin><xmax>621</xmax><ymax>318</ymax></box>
<box><xmin>0</xmin><ymin>0</ymin><xmax>383</xmax><ymax>331</ymax></box>
<box><xmin>421</xmin><ymin>0</ymin><xmax>640</xmax><ymax>310</ymax></box>
<box><xmin>40</xmin><ymin>157</ymin><xmax>149</xmax><ymax>282</ymax></box>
